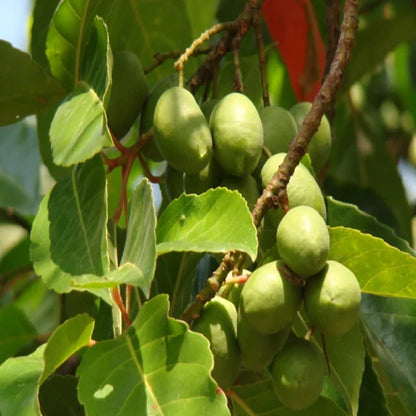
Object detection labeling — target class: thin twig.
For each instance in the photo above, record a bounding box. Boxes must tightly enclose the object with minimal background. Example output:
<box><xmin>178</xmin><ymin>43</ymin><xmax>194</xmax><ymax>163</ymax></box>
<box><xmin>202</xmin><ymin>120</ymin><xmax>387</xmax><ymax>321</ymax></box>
<box><xmin>180</xmin><ymin>0</ymin><xmax>361</xmax><ymax>323</ymax></box>
<box><xmin>232</xmin><ymin>38</ymin><xmax>244</xmax><ymax>93</ymax></box>
<box><xmin>0</xmin><ymin>207</ymin><xmax>31</xmax><ymax>232</ymax></box>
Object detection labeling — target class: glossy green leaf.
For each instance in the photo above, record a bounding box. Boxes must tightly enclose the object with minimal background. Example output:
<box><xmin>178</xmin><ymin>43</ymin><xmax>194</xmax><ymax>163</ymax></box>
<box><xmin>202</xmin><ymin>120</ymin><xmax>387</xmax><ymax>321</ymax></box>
<box><xmin>120</xmin><ymin>179</ymin><xmax>157</xmax><ymax>297</ymax></box>
<box><xmin>329</xmin><ymin>227</ymin><xmax>416</xmax><ymax>298</ymax></box>
<box><xmin>0</xmin><ymin>41</ymin><xmax>65</xmax><ymax>126</ymax></box>
<box><xmin>81</xmin><ymin>16</ymin><xmax>112</xmax><ymax>102</ymax></box>
<box><xmin>0</xmin><ymin>305</ymin><xmax>38</xmax><ymax>364</ymax></box>
<box><xmin>45</xmin><ymin>0</ymin><xmax>109</xmax><ymax>90</ymax></box>
<box><xmin>361</xmin><ymin>294</ymin><xmax>416</xmax><ymax>415</ymax></box>
<box><xmin>30</xmin><ymin>156</ymin><xmax>111</xmax><ymax>303</ymax></box>
<box><xmin>184</xmin><ymin>0</ymin><xmax>218</xmax><ymax>40</ymax></box>
<box><xmin>230</xmin><ymin>377</ymin><xmax>349</xmax><ymax>416</ymax></box>
<box><xmin>39</xmin><ymin>374</ymin><xmax>85</xmax><ymax>416</ymax></box>
<box><xmin>326</xmin><ymin>196</ymin><xmax>415</xmax><ymax>256</ymax></box>
<box><xmin>0</xmin><ymin>344</ymin><xmax>45</xmax><ymax>416</ymax></box>
<box><xmin>157</xmin><ymin>188</ymin><xmax>258</xmax><ymax>261</ymax></box>
<box><xmin>77</xmin><ymin>294</ymin><xmax>229</xmax><ymax>415</ymax></box>
<box><xmin>342</xmin><ymin>15</ymin><xmax>416</xmax><ymax>94</ymax></box>
<box><xmin>40</xmin><ymin>313</ymin><xmax>94</xmax><ymax>383</ymax></box>
<box><xmin>50</xmin><ymin>85</ymin><xmax>111</xmax><ymax>166</ymax></box>
<box><xmin>153</xmin><ymin>252</ymin><xmax>203</xmax><ymax>317</ymax></box>
<box><xmin>0</xmin><ymin>119</ymin><xmax>41</xmax><ymax>216</ymax></box>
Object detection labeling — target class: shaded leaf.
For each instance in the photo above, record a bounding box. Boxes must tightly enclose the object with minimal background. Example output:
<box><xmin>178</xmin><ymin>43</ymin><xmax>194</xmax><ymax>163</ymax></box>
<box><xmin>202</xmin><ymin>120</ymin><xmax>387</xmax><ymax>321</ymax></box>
<box><xmin>39</xmin><ymin>374</ymin><xmax>85</xmax><ymax>416</ymax></box>
<box><xmin>77</xmin><ymin>294</ymin><xmax>229</xmax><ymax>415</ymax></box>
<box><xmin>326</xmin><ymin>196</ymin><xmax>415</xmax><ymax>256</ymax></box>
<box><xmin>0</xmin><ymin>41</ymin><xmax>65</xmax><ymax>126</ymax></box>
<box><xmin>40</xmin><ymin>313</ymin><xmax>95</xmax><ymax>384</ymax></box>
<box><xmin>0</xmin><ymin>344</ymin><xmax>45</xmax><ymax>416</ymax></box>
<box><xmin>0</xmin><ymin>305</ymin><xmax>38</xmax><ymax>364</ymax></box>
<box><xmin>329</xmin><ymin>227</ymin><xmax>416</xmax><ymax>298</ymax></box>
<box><xmin>157</xmin><ymin>188</ymin><xmax>258</xmax><ymax>261</ymax></box>
<box><xmin>50</xmin><ymin>85</ymin><xmax>111</xmax><ymax>166</ymax></box>
<box><xmin>360</xmin><ymin>294</ymin><xmax>416</xmax><ymax>415</ymax></box>
<box><xmin>30</xmin><ymin>157</ymin><xmax>111</xmax><ymax>303</ymax></box>
<box><xmin>0</xmin><ymin>119</ymin><xmax>41</xmax><ymax>216</ymax></box>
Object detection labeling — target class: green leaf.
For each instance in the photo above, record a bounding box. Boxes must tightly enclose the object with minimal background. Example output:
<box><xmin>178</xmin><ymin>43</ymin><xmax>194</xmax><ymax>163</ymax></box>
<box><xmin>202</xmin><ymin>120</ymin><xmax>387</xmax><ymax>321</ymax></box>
<box><xmin>81</xmin><ymin>16</ymin><xmax>112</xmax><ymax>102</ymax></box>
<box><xmin>45</xmin><ymin>0</ymin><xmax>109</xmax><ymax>90</ymax></box>
<box><xmin>77</xmin><ymin>294</ymin><xmax>229</xmax><ymax>415</ymax></box>
<box><xmin>0</xmin><ymin>305</ymin><xmax>38</xmax><ymax>364</ymax></box>
<box><xmin>0</xmin><ymin>41</ymin><xmax>65</xmax><ymax>126</ymax></box>
<box><xmin>326</xmin><ymin>196</ymin><xmax>415</xmax><ymax>256</ymax></box>
<box><xmin>0</xmin><ymin>119</ymin><xmax>41</xmax><ymax>216</ymax></box>
<box><xmin>50</xmin><ymin>85</ymin><xmax>111</xmax><ymax>166</ymax></box>
<box><xmin>361</xmin><ymin>294</ymin><xmax>416</xmax><ymax>415</ymax></box>
<box><xmin>39</xmin><ymin>374</ymin><xmax>85</xmax><ymax>416</ymax></box>
<box><xmin>40</xmin><ymin>313</ymin><xmax>95</xmax><ymax>384</ymax></box>
<box><xmin>341</xmin><ymin>15</ymin><xmax>416</xmax><ymax>93</ymax></box>
<box><xmin>30</xmin><ymin>156</ymin><xmax>111</xmax><ymax>303</ymax></box>
<box><xmin>157</xmin><ymin>188</ymin><xmax>258</xmax><ymax>261</ymax></box>
<box><xmin>184</xmin><ymin>0</ymin><xmax>218</xmax><ymax>40</ymax></box>
<box><xmin>229</xmin><ymin>377</ymin><xmax>349</xmax><ymax>416</ymax></box>
<box><xmin>0</xmin><ymin>344</ymin><xmax>45</xmax><ymax>416</ymax></box>
<box><xmin>329</xmin><ymin>227</ymin><xmax>416</xmax><ymax>298</ymax></box>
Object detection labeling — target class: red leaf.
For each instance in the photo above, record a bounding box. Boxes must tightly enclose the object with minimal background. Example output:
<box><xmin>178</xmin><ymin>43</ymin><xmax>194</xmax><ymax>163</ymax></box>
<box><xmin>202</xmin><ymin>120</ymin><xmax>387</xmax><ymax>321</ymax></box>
<box><xmin>262</xmin><ymin>0</ymin><xmax>326</xmax><ymax>101</ymax></box>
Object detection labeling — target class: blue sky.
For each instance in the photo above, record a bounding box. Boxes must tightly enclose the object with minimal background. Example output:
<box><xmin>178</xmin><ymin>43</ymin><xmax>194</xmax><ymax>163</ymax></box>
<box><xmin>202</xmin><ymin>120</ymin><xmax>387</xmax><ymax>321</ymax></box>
<box><xmin>0</xmin><ymin>1</ymin><xmax>32</xmax><ymax>50</ymax></box>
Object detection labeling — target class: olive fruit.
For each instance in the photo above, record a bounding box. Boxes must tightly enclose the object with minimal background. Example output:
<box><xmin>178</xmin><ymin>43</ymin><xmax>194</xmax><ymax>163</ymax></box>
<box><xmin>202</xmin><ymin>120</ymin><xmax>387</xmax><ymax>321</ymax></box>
<box><xmin>184</xmin><ymin>157</ymin><xmax>221</xmax><ymax>194</ymax></box>
<box><xmin>209</xmin><ymin>92</ymin><xmax>263</xmax><ymax>177</ymax></box>
<box><xmin>220</xmin><ymin>174</ymin><xmax>259</xmax><ymax>210</ymax></box>
<box><xmin>153</xmin><ymin>87</ymin><xmax>213</xmax><ymax>173</ymax></box>
<box><xmin>304</xmin><ymin>260</ymin><xmax>361</xmax><ymax>337</ymax></box>
<box><xmin>272</xmin><ymin>338</ymin><xmax>325</xmax><ymax>410</ymax></box>
<box><xmin>139</xmin><ymin>74</ymin><xmax>178</xmax><ymax>161</ymax></box>
<box><xmin>239</xmin><ymin>261</ymin><xmax>303</xmax><ymax>334</ymax></box>
<box><xmin>107</xmin><ymin>50</ymin><xmax>149</xmax><ymax>139</ymax></box>
<box><xmin>192</xmin><ymin>296</ymin><xmax>241</xmax><ymax>390</ymax></box>
<box><xmin>277</xmin><ymin>206</ymin><xmax>329</xmax><ymax>278</ymax></box>
<box><xmin>238</xmin><ymin>315</ymin><xmax>291</xmax><ymax>371</ymax></box>
<box><xmin>289</xmin><ymin>102</ymin><xmax>331</xmax><ymax>175</ymax></box>
<box><xmin>259</xmin><ymin>106</ymin><xmax>298</xmax><ymax>155</ymax></box>
<box><xmin>261</xmin><ymin>152</ymin><xmax>327</xmax><ymax>225</ymax></box>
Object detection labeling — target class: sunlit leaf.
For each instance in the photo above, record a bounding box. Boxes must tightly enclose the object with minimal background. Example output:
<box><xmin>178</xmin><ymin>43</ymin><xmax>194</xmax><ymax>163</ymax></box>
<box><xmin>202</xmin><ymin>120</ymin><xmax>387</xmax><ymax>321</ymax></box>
<box><xmin>77</xmin><ymin>294</ymin><xmax>229</xmax><ymax>415</ymax></box>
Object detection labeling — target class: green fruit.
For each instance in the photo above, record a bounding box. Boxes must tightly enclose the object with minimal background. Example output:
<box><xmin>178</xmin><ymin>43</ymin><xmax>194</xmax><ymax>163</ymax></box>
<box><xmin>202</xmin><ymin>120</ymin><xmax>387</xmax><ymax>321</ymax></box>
<box><xmin>239</xmin><ymin>261</ymin><xmax>303</xmax><ymax>334</ymax></box>
<box><xmin>261</xmin><ymin>152</ymin><xmax>327</xmax><ymax>225</ymax></box>
<box><xmin>107</xmin><ymin>50</ymin><xmax>149</xmax><ymax>139</ymax></box>
<box><xmin>153</xmin><ymin>87</ymin><xmax>213</xmax><ymax>173</ymax></box>
<box><xmin>193</xmin><ymin>296</ymin><xmax>241</xmax><ymax>390</ymax></box>
<box><xmin>238</xmin><ymin>314</ymin><xmax>291</xmax><ymax>371</ymax></box>
<box><xmin>304</xmin><ymin>260</ymin><xmax>362</xmax><ymax>337</ymax></box>
<box><xmin>277</xmin><ymin>206</ymin><xmax>329</xmax><ymax>278</ymax></box>
<box><xmin>272</xmin><ymin>338</ymin><xmax>325</xmax><ymax>410</ymax></box>
<box><xmin>289</xmin><ymin>102</ymin><xmax>331</xmax><ymax>175</ymax></box>
<box><xmin>184</xmin><ymin>157</ymin><xmax>221</xmax><ymax>194</ymax></box>
<box><xmin>220</xmin><ymin>174</ymin><xmax>259</xmax><ymax>210</ymax></box>
<box><xmin>259</xmin><ymin>106</ymin><xmax>298</xmax><ymax>155</ymax></box>
<box><xmin>200</xmin><ymin>99</ymin><xmax>219</xmax><ymax>121</ymax></box>
<box><xmin>164</xmin><ymin>165</ymin><xmax>184</xmax><ymax>201</ymax></box>
<box><xmin>209</xmin><ymin>92</ymin><xmax>263</xmax><ymax>177</ymax></box>
<box><xmin>139</xmin><ymin>74</ymin><xmax>178</xmax><ymax>161</ymax></box>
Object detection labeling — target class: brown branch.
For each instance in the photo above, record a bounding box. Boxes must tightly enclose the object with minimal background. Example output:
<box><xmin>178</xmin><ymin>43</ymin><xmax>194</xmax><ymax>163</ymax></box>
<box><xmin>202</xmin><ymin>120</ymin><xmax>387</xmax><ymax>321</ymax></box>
<box><xmin>232</xmin><ymin>39</ymin><xmax>244</xmax><ymax>93</ymax></box>
<box><xmin>0</xmin><ymin>207</ymin><xmax>31</xmax><ymax>232</ymax></box>
<box><xmin>180</xmin><ymin>0</ymin><xmax>361</xmax><ymax>323</ymax></box>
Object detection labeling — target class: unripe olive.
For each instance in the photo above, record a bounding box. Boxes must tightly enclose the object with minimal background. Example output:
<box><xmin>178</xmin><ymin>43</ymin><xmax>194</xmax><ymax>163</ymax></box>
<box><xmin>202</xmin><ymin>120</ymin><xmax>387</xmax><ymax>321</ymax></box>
<box><xmin>239</xmin><ymin>261</ymin><xmax>303</xmax><ymax>334</ymax></box>
<box><xmin>220</xmin><ymin>174</ymin><xmax>259</xmax><ymax>210</ymax></box>
<box><xmin>193</xmin><ymin>296</ymin><xmax>241</xmax><ymax>390</ymax></box>
<box><xmin>184</xmin><ymin>157</ymin><xmax>221</xmax><ymax>194</ymax></box>
<box><xmin>237</xmin><ymin>314</ymin><xmax>291</xmax><ymax>371</ymax></box>
<box><xmin>259</xmin><ymin>106</ymin><xmax>298</xmax><ymax>155</ymax></box>
<box><xmin>139</xmin><ymin>74</ymin><xmax>178</xmax><ymax>161</ymax></box>
<box><xmin>304</xmin><ymin>260</ymin><xmax>361</xmax><ymax>337</ymax></box>
<box><xmin>107</xmin><ymin>50</ymin><xmax>149</xmax><ymax>139</ymax></box>
<box><xmin>272</xmin><ymin>338</ymin><xmax>325</xmax><ymax>410</ymax></box>
<box><xmin>209</xmin><ymin>92</ymin><xmax>263</xmax><ymax>177</ymax></box>
<box><xmin>261</xmin><ymin>152</ymin><xmax>327</xmax><ymax>225</ymax></box>
<box><xmin>289</xmin><ymin>102</ymin><xmax>331</xmax><ymax>175</ymax></box>
<box><xmin>153</xmin><ymin>87</ymin><xmax>213</xmax><ymax>173</ymax></box>
<box><xmin>277</xmin><ymin>206</ymin><xmax>329</xmax><ymax>278</ymax></box>
<box><xmin>163</xmin><ymin>165</ymin><xmax>184</xmax><ymax>202</ymax></box>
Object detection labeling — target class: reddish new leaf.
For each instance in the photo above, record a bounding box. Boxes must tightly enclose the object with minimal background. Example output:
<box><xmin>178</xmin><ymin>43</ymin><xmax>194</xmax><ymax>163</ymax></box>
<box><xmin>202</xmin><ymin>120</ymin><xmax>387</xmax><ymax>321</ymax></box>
<box><xmin>262</xmin><ymin>0</ymin><xmax>326</xmax><ymax>101</ymax></box>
